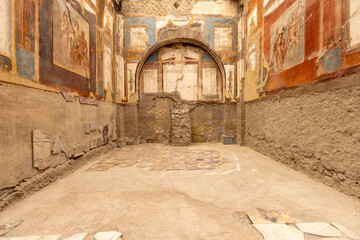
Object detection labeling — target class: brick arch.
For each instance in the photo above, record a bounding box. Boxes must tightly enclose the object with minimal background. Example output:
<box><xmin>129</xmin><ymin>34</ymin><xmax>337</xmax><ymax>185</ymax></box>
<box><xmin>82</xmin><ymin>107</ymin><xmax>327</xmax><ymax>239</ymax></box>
<box><xmin>135</xmin><ymin>38</ymin><xmax>226</xmax><ymax>100</ymax></box>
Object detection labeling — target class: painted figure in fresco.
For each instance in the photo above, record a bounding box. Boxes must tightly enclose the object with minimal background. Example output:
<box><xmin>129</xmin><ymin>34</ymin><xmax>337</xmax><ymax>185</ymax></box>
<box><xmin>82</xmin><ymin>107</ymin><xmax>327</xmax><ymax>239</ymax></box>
<box><xmin>273</xmin><ymin>27</ymin><xmax>286</xmax><ymax>71</ymax></box>
<box><xmin>61</xmin><ymin>12</ymin><xmax>73</xmax><ymax>68</ymax></box>
<box><xmin>73</xmin><ymin>31</ymin><xmax>88</xmax><ymax>67</ymax></box>
<box><xmin>71</xmin><ymin>20</ymin><xmax>88</xmax><ymax>69</ymax></box>
<box><xmin>286</xmin><ymin>1</ymin><xmax>303</xmax><ymax>60</ymax></box>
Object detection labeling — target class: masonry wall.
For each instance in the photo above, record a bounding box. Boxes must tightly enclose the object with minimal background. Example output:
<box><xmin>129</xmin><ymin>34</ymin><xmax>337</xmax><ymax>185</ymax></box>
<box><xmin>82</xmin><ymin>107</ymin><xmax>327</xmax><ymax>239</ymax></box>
<box><xmin>0</xmin><ymin>82</ymin><xmax>116</xmax><ymax>209</ymax></box>
<box><xmin>245</xmin><ymin>74</ymin><xmax>360</xmax><ymax>198</ymax></box>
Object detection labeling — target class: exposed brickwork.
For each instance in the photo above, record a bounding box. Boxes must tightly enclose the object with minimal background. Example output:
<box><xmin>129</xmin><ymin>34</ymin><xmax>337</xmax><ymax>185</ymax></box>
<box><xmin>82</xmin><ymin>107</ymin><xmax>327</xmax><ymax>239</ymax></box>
<box><xmin>245</xmin><ymin>78</ymin><xmax>360</xmax><ymax>199</ymax></box>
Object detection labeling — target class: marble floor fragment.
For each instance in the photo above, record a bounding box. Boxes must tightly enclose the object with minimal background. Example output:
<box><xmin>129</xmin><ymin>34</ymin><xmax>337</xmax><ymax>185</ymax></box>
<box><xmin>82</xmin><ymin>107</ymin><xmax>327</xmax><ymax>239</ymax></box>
<box><xmin>331</xmin><ymin>223</ymin><xmax>360</xmax><ymax>240</ymax></box>
<box><xmin>253</xmin><ymin>223</ymin><xmax>304</xmax><ymax>240</ymax></box>
<box><xmin>295</xmin><ymin>222</ymin><xmax>342</xmax><ymax>237</ymax></box>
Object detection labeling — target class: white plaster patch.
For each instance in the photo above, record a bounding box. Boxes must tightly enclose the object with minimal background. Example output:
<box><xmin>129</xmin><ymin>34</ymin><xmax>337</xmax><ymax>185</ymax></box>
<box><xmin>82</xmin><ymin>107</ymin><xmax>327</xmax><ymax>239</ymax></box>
<box><xmin>143</xmin><ymin>69</ymin><xmax>158</xmax><ymax>93</ymax></box>
<box><xmin>163</xmin><ymin>64</ymin><xmax>198</xmax><ymax>101</ymax></box>
<box><xmin>103</xmin><ymin>45</ymin><xmax>113</xmax><ymax>92</ymax></box>
<box><xmin>202</xmin><ymin>68</ymin><xmax>218</xmax><ymax>95</ymax></box>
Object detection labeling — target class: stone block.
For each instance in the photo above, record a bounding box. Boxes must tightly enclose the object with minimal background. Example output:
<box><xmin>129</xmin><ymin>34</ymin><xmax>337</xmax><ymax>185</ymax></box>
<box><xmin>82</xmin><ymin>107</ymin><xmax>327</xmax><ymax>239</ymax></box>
<box><xmin>73</xmin><ymin>145</ymin><xmax>84</xmax><ymax>158</ymax></box>
<box><xmin>79</xmin><ymin>96</ymin><xmax>99</xmax><ymax>106</ymax></box>
<box><xmin>90</xmin><ymin>139</ymin><xmax>98</xmax><ymax>150</ymax></box>
<box><xmin>90</xmin><ymin>123</ymin><xmax>97</xmax><ymax>132</ymax></box>
<box><xmin>223</xmin><ymin>137</ymin><xmax>236</xmax><ymax>145</ymax></box>
<box><xmin>84</xmin><ymin>123</ymin><xmax>90</xmax><ymax>134</ymax></box>
<box><xmin>32</xmin><ymin>129</ymin><xmax>51</xmax><ymax>170</ymax></box>
<box><xmin>60</xmin><ymin>92</ymin><xmax>74</xmax><ymax>102</ymax></box>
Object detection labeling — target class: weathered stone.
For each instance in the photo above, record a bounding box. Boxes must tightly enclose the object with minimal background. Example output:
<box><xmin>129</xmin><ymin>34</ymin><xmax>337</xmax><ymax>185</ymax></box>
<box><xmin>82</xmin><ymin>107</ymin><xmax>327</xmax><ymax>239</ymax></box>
<box><xmin>223</xmin><ymin>136</ymin><xmax>237</xmax><ymax>145</ymax></box>
<box><xmin>90</xmin><ymin>139</ymin><xmax>98</xmax><ymax>150</ymax></box>
<box><xmin>79</xmin><ymin>96</ymin><xmax>99</xmax><ymax>106</ymax></box>
<box><xmin>33</xmin><ymin>158</ymin><xmax>50</xmax><ymax>170</ymax></box>
<box><xmin>90</xmin><ymin>123</ymin><xmax>97</xmax><ymax>132</ymax></box>
<box><xmin>83</xmin><ymin>143</ymin><xmax>90</xmax><ymax>153</ymax></box>
<box><xmin>73</xmin><ymin>145</ymin><xmax>84</xmax><ymax>158</ymax></box>
<box><xmin>171</xmin><ymin>104</ymin><xmax>191</xmax><ymax>146</ymax></box>
<box><xmin>60</xmin><ymin>92</ymin><xmax>74</xmax><ymax>102</ymax></box>
<box><xmin>51</xmin><ymin>136</ymin><xmax>67</xmax><ymax>156</ymax></box>
<box><xmin>84</xmin><ymin>123</ymin><xmax>90</xmax><ymax>134</ymax></box>
<box><xmin>33</xmin><ymin>129</ymin><xmax>51</xmax><ymax>170</ymax></box>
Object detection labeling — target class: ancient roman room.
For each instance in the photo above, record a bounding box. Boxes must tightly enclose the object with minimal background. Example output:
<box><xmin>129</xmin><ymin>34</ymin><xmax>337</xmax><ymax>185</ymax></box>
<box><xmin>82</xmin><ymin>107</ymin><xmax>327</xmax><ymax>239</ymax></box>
<box><xmin>0</xmin><ymin>0</ymin><xmax>360</xmax><ymax>239</ymax></box>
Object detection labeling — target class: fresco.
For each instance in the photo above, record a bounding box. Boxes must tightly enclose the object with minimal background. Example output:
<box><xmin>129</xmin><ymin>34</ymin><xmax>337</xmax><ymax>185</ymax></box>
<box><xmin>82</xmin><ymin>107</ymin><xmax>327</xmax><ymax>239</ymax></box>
<box><xmin>0</xmin><ymin>0</ymin><xmax>11</xmax><ymax>57</ymax></box>
<box><xmin>348</xmin><ymin>0</ymin><xmax>360</xmax><ymax>49</ymax></box>
<box><xmin>247</xmin><ymin>8</ymin><xmax>257</xmax><ymax>35</ymax></box>
<box><xmin>53</xmin><ymin>0</ymin><xmax>90</xmax><ymax>78</ymax></box>
<box><xmin>214</xmin><ymin>26</ymin><xmax>233</xmax><ymax>51</ymax></box>
<box><xmin>15</xmin><ymin>0</ymin><xmax>35</xmax><ymax>53</ymax></box>
<box><xmin>103</xmin><ymin>44</ymin><xmax>112</xmax><ymax>92</ymax></box>
<box><xmin>104</xmin><ymin>7</ymin><xmax>113</xmax><ymax>35</ymax></box>
<box><xmin>143</xmin><ymin>69</ymin><xmax>158</xmax><ymax>93</ymax></box>
<box><xmin>269</xmin><ymin>0</ymin><xmax>305</xmax><ymax>73</ymax></box>
<box><xmin>125</xmin><ymin>17</ymin><xmax>156</xmax><ymax>50</ymax></box>
<box><xmin>127</xmin><ymin>62</ymin><xmax>138</xmax><ymax>97</ymax></box>
<box><xmin>224</xmin><ymin>65</ymin><xmax>235</xmax><ymax>99</ymax></box>
<box><xmin>129</xmin><ymin>26</ymin><xmax>148</xmax><ymax>50</ymax></box>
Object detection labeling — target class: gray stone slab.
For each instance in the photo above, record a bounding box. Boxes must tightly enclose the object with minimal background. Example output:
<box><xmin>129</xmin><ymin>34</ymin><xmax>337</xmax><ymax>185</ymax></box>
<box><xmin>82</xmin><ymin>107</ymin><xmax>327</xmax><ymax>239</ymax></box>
<box><xmin>79</xmin><ymin>96</ymin><xmax>99</xmax><ymax>106</ymax></box>
<box><xmin>90</xmin><ymin>139</ymin><xmax>98</xmax><ymax>150</ymax></box>
<box><xmin>32</xmin><ymin>129</ymin><xmax>51</xmax><ymax>170</ymax></box>
<box><xmin>60</xmin><ymin>92</ymin><xmax>74</xmax><ymax>102</ymax></box>
<box><xmin>84</xmin><ymin>123</ymin><xmax>90</xmax><ymax>134</ymax></box>
<box><xmin>90</xmin><ymin>123</ymin><xmax>97</xmax><ymax>132</ymax></box>
<box><xmin>73</xmin><ymin>145</ymin><xmax>84</xmax><ymax>158</ymax></box>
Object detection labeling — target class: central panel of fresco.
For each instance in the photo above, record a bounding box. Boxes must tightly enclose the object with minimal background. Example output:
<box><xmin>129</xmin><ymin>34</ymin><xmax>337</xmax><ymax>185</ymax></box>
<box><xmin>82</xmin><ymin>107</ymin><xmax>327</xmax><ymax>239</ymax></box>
<box><xmin>140</xmin><ymin>43</ymin><xmax>221</xmax><ymax>101</ymax></box>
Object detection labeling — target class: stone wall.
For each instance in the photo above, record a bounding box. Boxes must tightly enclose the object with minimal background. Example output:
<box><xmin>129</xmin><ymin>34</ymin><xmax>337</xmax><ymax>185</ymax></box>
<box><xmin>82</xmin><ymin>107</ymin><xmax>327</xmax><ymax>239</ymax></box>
<box><xmin>136</xmin><ymin>93</ymin><xmax>238</xmax><ymax>144</ymax></box>
<box><xmin>245</xmin><ymin>75</ymin><xmax>360</xmax><ymax>198</ymax></box>
<box><xmin>0</xmin><ymin>82</ymin><xmax>117</xmax><ymax>209</ymax></box>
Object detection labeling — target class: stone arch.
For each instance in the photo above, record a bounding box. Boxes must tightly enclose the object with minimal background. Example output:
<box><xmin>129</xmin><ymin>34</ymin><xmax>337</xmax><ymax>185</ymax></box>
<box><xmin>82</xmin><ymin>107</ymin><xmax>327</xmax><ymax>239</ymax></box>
<box><xmin>135</xmin><ymin>38</ymin><xmax>226</xmax><ymax>100</ymax></box>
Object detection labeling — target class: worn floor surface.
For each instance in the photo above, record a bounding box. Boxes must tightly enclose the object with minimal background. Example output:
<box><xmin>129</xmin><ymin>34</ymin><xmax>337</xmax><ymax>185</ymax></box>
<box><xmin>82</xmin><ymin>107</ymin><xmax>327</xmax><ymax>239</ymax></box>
<box><xmin>0</xmin><ymin>144</ymin><xmax>360</xmax><ymax>240</ymax></box>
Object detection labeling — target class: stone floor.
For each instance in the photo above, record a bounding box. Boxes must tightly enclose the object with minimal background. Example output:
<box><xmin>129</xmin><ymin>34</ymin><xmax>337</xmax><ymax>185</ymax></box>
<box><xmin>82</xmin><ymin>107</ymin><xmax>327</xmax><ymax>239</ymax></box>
<box><xmin>0</xmin><ymin>144</ymin><xmax>360</xmax><ymax>240</ymax></box>
<box><xmin>87</xmin><ymin>144</ymin><xmax>228</xmax><ymax>171</ymax></box>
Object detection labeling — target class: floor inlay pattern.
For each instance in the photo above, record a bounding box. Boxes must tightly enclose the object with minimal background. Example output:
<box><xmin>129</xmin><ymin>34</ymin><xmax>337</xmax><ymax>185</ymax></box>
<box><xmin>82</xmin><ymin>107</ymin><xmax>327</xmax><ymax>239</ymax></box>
<box><xmin>87</xmin><ymin>144</ymin><xmax>228</xmax><ymax>171</ymax></box>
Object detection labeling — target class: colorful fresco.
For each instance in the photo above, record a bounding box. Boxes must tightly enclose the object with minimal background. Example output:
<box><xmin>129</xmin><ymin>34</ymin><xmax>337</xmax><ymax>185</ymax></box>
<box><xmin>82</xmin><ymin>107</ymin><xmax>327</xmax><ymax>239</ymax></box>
<box><xmin>247</xmin><ymin>8</ymin><xmax>257</xmax><ymax>35</ymax></box>
<box><xmin>0</xmin><ymin>0</ymin><xmax>11</xmax><ymax>57</ymax></box>
<box><xmin>53</xmin><ymin>0</ymin><xmax>90</xmax><ymax>78</ymax></box>
<box><xmin>129</xmin><ymin>26</ymin><xmax>148</xmax><ymax>50</ymax></box>
<box><xmin>127</xmin><ymin>62</ymin><xmax>138</xmax><ymax>97</ymax></box>
<box><xmin>269</xmin><ymin>0</ymin><xmax>305</xmax><ymax>73</ymax></box>
<box><xmin>214</xmin><ymin>26</ymin><xmax>233</xmax><ymax>51</ymax></box>
<box><xmin>348</xmin><ymin>0</ymin><xmax>360</xmax><ymax>49</ymax></box>
<box><xmin>15</xmin><ymin>0</ymin><xmax>35</xmax><ymax>53</ymax></box>
<box><xmin>125</xmin><ymin>17</ymin><xmax>156</xmax><ymax>50</ymax></box>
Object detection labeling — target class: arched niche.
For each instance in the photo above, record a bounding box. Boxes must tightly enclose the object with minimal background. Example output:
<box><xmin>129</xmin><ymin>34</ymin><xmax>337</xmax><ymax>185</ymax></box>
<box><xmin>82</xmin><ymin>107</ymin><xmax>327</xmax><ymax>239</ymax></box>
<box><xmin>134</xmin><ymin>38</ymin><xmax>226</xmax><ymax>101</ymax></box>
